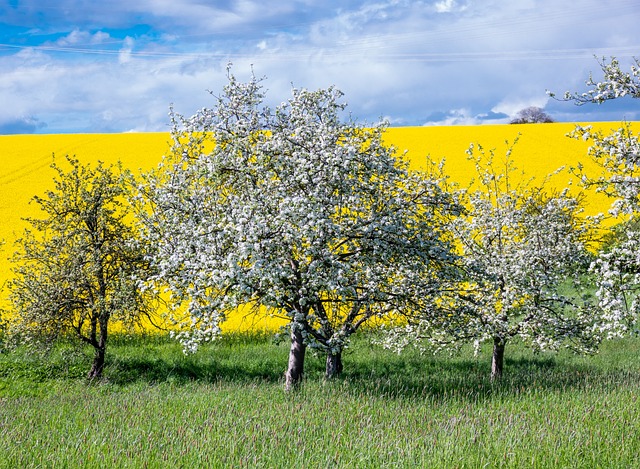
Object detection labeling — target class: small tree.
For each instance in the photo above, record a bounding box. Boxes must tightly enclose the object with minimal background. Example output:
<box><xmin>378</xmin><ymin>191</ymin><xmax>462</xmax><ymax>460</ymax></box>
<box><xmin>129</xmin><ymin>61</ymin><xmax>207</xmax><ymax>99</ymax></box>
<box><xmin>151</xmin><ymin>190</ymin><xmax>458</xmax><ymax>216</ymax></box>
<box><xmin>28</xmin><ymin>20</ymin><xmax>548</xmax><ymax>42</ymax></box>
<box><xmin>382</xmin><ymin>142</ymin><xmax>599</xmax><ymax>380</ymax></box>
<box><xmin>510</xmin><ymin>106</ymin><xmax>555</xmax><ymax>124</ymax></box>
<box><xmin>8</xmin><ymin>157</ymin><xmax>155</xmax><ymax>379</ymax></box>
<box><xmin>137</xmin><ymin>68</ymin><xmax>461</xmax><ymax>389</ymax></box>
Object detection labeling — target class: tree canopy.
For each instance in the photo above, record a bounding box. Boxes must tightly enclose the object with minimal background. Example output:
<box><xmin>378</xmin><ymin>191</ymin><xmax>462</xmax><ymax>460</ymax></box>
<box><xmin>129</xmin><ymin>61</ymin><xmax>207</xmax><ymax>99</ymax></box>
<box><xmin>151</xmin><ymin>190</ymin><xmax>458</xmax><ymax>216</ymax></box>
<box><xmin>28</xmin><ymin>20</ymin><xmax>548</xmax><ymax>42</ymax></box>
<box><xmin>556</xmin><ymin>57</ymin><xmax>640</xmax><ymax>338</ymax></box>
<box><xmin>137</xmin><ymin>68</ymin><xmax>462</xmax><ymax>388</ymax></box>
<box><xmin>8</xmin><ymin>157</ymin><xmax>155</xmax><ymax>378</ymax></box>
<box><xmin>510</xmin><ymin>106</ymin><xmax>555</xmax><ymax>124</ymax></box>
<box><xmin>381</xmin><ymin>142</ymin><xmax>600</xmax><ymax>379</ymax></box>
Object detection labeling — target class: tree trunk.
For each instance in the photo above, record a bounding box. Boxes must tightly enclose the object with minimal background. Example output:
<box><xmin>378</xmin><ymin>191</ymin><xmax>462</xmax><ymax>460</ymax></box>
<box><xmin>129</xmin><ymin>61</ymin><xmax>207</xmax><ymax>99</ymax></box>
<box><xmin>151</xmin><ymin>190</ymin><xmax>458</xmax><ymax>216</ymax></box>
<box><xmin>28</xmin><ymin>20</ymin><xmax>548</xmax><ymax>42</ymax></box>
<box><xmin>325</xmin><ymin>351</ymin><xmax>343</xmax><ymax>379</ymax></box>
<box><xmin>285</xmin><ymin>328</ymin><xmax>306</xmax><ymax>391</ymax></box>
<box><xmin>88</xmin><ymin>345</ymin><xmax>106</xmax><ymax>379</ymax></box>
<box><xmin>87</xmin><ymin>318</ymin><xmax>108</xmax><ymax>380</ymax></box>
<box><xmin>491</xmin><ymin>337</ymin><xmax>505</xmax><ymax>381</ymax></box>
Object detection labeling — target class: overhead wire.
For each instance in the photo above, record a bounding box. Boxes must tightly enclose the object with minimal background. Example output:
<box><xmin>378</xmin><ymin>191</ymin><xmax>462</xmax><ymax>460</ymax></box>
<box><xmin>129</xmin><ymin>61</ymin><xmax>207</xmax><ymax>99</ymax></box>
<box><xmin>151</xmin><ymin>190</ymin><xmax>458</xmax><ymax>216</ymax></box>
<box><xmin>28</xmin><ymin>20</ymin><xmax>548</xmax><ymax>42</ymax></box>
<box><xmin>0</xmin><ymin>0</ymin><xmax>638</xmax><ymax>63</ymax></box>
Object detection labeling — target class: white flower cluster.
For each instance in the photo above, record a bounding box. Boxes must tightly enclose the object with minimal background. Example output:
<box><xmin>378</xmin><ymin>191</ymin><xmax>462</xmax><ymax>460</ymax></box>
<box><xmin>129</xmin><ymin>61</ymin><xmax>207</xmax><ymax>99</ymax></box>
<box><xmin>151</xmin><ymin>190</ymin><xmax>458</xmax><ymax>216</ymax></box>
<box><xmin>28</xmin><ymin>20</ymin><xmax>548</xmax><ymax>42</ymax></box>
<box><xmin>590</xmin><ymin>231</ymin><xmax>640</xmax><ymax>338</ymax></box>
<box><xmin>558</xmin><ymin>57</ymin><xmax>640</xmax><ymax>105</ymax></box>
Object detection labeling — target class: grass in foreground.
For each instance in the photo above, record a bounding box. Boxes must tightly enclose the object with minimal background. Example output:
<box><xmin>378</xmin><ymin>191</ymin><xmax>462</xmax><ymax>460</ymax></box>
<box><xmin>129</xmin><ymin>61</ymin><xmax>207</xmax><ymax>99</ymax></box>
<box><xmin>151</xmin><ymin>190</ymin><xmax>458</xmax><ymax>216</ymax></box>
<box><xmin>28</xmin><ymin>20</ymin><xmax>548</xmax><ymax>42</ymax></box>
<box><xmin>1</xmin><ymin>333</ymin><xmax>639</xmax><ymax>468</ymax></box>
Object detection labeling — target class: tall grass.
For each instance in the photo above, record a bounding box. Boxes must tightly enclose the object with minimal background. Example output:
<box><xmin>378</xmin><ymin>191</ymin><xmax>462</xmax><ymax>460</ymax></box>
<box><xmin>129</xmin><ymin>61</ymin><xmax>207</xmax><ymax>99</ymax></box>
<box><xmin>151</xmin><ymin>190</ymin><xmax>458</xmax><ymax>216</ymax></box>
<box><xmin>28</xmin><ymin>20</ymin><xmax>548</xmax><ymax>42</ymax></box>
<box><xmin>1</xmin><ymin>333</ymin><xmax>639</xmax><ymax>467</ymax></box>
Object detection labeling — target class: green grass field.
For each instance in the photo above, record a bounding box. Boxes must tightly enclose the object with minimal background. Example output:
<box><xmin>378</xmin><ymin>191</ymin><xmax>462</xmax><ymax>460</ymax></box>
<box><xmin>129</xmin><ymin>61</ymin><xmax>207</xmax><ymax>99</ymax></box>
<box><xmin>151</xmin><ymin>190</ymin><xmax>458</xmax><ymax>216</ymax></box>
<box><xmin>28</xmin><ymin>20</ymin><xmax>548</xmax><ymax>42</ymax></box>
<box><xmin>1</xmin><ymin>333</ymin><xmax>639</xmax><ymax>468</ymax></box>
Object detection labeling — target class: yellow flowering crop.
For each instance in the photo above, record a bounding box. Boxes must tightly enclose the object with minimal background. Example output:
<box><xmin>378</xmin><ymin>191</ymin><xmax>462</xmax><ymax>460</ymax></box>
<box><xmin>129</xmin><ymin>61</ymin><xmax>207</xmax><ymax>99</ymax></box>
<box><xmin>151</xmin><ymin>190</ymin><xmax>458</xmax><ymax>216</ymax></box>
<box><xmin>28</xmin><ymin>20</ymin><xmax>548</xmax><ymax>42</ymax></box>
<box><xmin>383</xmin><ymin>122</ymin><xmax>639</xmax><ymax>218</ymax></box>
<box><xmin>0</xmin><ymin>122</ymin><xmax>636</xmax><ymax>332</ymax></box>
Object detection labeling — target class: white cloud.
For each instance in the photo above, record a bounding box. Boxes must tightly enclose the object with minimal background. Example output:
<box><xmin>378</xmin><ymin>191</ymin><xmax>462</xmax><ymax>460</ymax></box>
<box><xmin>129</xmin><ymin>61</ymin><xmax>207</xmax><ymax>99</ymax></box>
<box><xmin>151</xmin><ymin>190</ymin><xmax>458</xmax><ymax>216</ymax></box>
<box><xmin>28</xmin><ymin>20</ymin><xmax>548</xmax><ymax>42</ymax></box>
<box><xmin>421</xmin><ymin>108</ymin><xmax>509</xmax><ymax>126</ymax></box>
<box><xmin>434</xmin><ymin>0</ymin><xmax>459</xmax><ymax>13</ymax></box>
<box><xmin>55</xmin><ymin>30</ymin><xmax>112</xmax><ymax>47</ymax></box>
<box><xmin>91</xmin><ymin>31</ymin><xmax>111</xmax><ymax>44</ymax></box>
<box><xmin>1</xmin><ymin>0</ymin><xmax>639</xmax><ymax>133</ymax></box>
<box><xmin>492</xmin><ymin>96</ymin><xmax>551</xmax><ymax>120</ymax></box>
<box><xmin>118</xmin><ymin>37</ymin><xmax>134</xmax><ymax>64</ymax></box>
<box><xmin>424</xmin><ymin>108</ymin><xmax>476</xmax><ymax>125</ymax></box>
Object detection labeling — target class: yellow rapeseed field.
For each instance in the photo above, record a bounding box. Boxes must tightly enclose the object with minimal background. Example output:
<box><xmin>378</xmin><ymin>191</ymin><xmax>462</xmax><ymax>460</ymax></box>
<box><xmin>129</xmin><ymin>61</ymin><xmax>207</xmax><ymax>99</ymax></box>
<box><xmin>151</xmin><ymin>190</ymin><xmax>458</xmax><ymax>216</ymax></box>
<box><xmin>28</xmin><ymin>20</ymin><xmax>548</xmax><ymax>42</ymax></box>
<box><xmin>0</xmin><ymin>122</ymin><xmax>636</xmax><ymax>332</ymax></box>
<box><xmin>384</xmin><ymin>122</ymin><xmax>627</xmax><ymax>216</ymax></box>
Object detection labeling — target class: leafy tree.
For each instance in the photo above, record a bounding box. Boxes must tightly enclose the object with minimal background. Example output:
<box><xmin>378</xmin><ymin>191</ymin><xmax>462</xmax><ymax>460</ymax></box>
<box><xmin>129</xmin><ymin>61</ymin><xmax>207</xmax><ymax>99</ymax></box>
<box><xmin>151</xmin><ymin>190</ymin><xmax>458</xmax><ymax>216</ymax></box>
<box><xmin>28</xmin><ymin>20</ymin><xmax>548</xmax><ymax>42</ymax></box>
<box><xmin>553</xmin><ymin>57</ymin><xmax>640</xmax><ymax>337</ymax></box>
<box><xmin>137</xmin><ymin>68</ymin><xmax>461</xmax><ymax>389</ymax></box>
<box><xmin>382</xmin><ymin>142</ymin><xmax>599</xmax><ymax>380</ymax></box>
<box><xmin>510</xmin><ymin>106</ymin><xmax>555</xmax><ymax>124</ymax></box>
<box><xmin>8</xmin><ymin>157</ymin><xmax>155</xmax><ymax>379</ymax></box>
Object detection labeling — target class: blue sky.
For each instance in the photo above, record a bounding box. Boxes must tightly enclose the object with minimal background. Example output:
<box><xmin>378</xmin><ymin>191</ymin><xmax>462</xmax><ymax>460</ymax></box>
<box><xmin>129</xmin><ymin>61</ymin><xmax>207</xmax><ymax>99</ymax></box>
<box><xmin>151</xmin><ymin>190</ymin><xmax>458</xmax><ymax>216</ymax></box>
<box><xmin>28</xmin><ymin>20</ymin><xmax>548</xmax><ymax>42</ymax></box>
<box><xmin>0</xmin><ymin>0</ymin><xmax>638</xmax><ymax>134</ymax></box>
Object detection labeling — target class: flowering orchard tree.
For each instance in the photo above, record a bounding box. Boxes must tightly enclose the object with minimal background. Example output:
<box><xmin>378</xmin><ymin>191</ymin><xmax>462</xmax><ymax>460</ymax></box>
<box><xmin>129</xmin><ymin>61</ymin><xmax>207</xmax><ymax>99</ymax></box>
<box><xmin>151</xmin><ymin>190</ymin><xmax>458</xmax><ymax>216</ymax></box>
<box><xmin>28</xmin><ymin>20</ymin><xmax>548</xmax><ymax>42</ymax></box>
<box><xmin>590</xmin><ymin>230</ymin><xmax>640</xmax><ymax>339</ymax></box>
<box><xmin>8</xmin><ymin>157</ymin><xmax>155</xmax><ymax>379</ymax></box>
<box><xmin>137</xmin><ymin>69</ymin><xmax>461</xmax><ymax>389</ymax></box>
<box><xmin>382</xmin><ymin>142</ymin><xmax>599</xmax><ymax>380</ymax></box>
<box><xmin>555</xmin><ymin>57</ymin><xmax>640</xmax><ymax>337</ymax></box>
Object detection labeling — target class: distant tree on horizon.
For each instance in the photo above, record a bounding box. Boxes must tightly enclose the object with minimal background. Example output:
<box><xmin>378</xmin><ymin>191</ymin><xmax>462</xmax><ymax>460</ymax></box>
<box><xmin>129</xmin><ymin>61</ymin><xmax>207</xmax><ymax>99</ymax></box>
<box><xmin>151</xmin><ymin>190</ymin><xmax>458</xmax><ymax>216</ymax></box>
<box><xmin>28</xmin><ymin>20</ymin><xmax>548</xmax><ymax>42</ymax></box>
<box><xmin>510</xmin><ymin>106</ymin><xmax>555</xmax><ymax>124</ymax></box>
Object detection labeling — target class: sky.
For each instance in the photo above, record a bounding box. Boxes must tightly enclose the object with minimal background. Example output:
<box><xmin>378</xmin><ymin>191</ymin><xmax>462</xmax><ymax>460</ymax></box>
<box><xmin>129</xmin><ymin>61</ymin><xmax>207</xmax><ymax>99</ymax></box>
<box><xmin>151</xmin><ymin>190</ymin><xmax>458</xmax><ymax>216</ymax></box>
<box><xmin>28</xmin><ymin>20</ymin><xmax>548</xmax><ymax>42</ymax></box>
<box><xmin>0</xmin><ymin>0</ymin><xmax>638</xmax><ymax>134</ymax></box>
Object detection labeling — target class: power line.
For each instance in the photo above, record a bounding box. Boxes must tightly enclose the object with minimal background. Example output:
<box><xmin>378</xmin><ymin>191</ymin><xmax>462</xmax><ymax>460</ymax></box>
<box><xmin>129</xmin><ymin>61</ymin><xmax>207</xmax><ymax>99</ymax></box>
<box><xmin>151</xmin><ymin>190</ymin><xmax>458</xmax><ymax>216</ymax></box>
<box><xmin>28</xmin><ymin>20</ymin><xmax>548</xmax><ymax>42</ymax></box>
<box><xmin>0</xmin><ymin>41</ymin><xmax>637</xmax><ymax>63</ymax></box>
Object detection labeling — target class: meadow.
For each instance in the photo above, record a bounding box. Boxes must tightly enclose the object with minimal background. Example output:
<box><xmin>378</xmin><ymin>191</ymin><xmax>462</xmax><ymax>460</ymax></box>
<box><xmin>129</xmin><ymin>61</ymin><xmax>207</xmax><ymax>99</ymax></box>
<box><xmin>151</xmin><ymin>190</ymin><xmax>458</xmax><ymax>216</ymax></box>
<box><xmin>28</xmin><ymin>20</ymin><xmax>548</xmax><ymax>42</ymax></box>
<box><xmin>1</xmin><ymin>333</ymin><xmax>639</xmax><ymax>467</ymax></box>
<box><xmin>2</xmin><ymin>123</ymin><xmax>640</xmax><ymax>467</ymax></box>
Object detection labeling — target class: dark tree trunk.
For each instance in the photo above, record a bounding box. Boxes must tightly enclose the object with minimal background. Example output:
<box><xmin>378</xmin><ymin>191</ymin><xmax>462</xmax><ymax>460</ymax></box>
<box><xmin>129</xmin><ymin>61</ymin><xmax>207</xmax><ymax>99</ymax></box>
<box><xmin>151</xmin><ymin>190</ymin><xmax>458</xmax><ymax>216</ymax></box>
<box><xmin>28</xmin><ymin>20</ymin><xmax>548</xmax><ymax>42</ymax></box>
<box><xmin>325</xmin><ymin>351</ymin><xmax>343</xmax><ymax>379</ymax></box>
<box><xmin>87</xmin><ymin>318</ymin><xmax>108</xmax><ymax>380</ymax></box>
<box><xmin>88</xmin><ymin>345</ymin><xmax>106</xmax><ymax>379</ymax></box>
<box><xmin>491</xmin><ymin>337</ymin><xmax>505</xmax><ymax>381</ymax></box>
<box><xmin>285</xmin><ymin>328</ymin><xmax>306</xmax><ymax>391</ymax></box>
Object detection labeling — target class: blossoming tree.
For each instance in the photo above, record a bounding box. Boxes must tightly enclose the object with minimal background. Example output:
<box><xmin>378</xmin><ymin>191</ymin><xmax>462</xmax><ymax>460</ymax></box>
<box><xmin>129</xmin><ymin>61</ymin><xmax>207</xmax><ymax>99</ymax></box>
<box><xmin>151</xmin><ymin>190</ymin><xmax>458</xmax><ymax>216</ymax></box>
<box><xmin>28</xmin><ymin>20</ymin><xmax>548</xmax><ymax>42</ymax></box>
<box><xmin>556</xmin><ymin>57</ymin><xmax>640</xmax><ymax>337</ymax></box>
<box><xmin>137</xmin><ymin>69</ymin><xmax>461</xmax><ymax>389</ymax></box>
<box><xmin>9</xmin><ymin>157</ymin><xmax>155</xmax><ymax>379</ymax></box>
<box><xmin>382</xmin><ymin>142</ymin><xmax>599</xmax><ymax>380</ymax></box>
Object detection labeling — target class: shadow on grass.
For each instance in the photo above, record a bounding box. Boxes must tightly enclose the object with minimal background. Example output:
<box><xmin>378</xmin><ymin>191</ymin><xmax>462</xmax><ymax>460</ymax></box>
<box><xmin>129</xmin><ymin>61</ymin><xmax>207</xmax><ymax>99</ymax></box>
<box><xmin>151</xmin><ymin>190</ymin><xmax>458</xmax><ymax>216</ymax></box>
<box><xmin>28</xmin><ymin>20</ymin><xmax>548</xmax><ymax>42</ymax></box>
<box><xmin>336</xmin><ymin>349</ymin><xmax>640</xmax><ymax>402</ymax></box>
<box><xmin>100</xmin><ymin>332</ymin><xmax>290</xmax><ymax>386</ymax></box>
<box><xmin>104</xmin><ymin>355</ymin><xmax>286</xmax><ymax>385</ymax></box>
<box><xmin>104</xmin><ymin>343</ymin><xmax>640</xmax><ymax>403</ymax></box>
<box><xmin>4</xmin><ymin>333</ymin><xmax>639</xmax><ymax>401</ymax></box>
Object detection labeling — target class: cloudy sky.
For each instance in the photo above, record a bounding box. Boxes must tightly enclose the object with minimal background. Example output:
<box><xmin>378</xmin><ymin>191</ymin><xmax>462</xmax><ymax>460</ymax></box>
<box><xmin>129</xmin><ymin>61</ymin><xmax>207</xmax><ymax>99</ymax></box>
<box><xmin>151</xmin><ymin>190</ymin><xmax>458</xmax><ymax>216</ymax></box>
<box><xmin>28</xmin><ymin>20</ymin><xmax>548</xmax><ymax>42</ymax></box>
<box><xmin>0</xmin><ymin>0</ymin><xmax>638</xmax><ymax>134</ymax></box>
